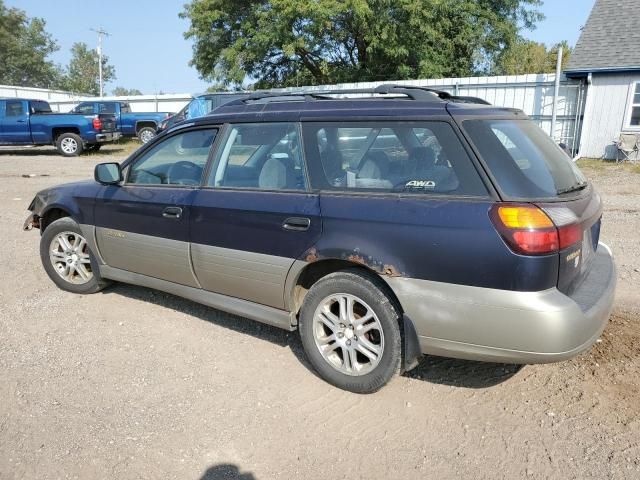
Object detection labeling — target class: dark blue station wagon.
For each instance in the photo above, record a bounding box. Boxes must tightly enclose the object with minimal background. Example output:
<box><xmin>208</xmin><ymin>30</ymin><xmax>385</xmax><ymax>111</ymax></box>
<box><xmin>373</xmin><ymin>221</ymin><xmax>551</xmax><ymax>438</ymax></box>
<box><xmin>24</xmin><ymin>85</ymin><xmax>616</xmax><ymax>393</ymax></box>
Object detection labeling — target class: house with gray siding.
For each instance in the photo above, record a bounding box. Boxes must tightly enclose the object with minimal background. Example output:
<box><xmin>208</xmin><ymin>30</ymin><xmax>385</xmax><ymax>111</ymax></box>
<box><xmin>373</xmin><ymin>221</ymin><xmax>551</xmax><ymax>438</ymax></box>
<box><xmin>565</xmin><ymin>0</ymin><xmax>640</xmax><ymax>159</ymax></box>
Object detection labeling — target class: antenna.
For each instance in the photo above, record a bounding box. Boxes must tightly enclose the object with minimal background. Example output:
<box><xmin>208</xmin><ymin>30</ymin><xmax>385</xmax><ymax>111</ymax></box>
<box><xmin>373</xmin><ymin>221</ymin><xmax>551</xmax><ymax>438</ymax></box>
<box><xmin>90</xmin><ymin>27</ymin><xmax>111</xmax><ymax>97</ymax></box>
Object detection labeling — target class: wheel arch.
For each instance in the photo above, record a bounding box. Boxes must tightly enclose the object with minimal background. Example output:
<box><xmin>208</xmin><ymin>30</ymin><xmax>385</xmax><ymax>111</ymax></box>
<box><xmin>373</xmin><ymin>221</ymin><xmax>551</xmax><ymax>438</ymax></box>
<box><xmin>286</xmin><ymin>258</ymin><xmax>404</xmax><ymax>319</ymax></box>
<box><xmin>52</xmin><ymin>127</ymin><xmax>81</xmax><ymax>142</ymax></box>
<box><xmin>135</xmin><ymin>120</ymin><xmax>157</xmax><ymax>133</ymax></box>
<box><xmin>39</xmin><ymin>206</ymin><xmax>75</xmax><ymax>233</ymax></box>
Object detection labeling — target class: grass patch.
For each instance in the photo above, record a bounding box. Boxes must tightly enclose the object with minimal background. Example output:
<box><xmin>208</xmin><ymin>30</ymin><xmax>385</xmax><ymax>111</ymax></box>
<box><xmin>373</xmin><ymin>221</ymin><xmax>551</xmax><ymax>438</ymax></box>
<box><xmin>577</xmin><ymin>157</ymin><xmax>640</xmax><ymax>174</ymax></box>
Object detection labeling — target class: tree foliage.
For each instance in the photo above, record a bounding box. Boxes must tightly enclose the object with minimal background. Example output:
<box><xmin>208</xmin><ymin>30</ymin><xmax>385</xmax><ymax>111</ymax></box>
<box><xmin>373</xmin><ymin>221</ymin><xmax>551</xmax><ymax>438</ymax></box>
<box><xmin>112</xmin><ymin>86</ymin><xmax>143</xmax><ymax>96</ymax></box>
<box><xmin>181</xmin><ymin>0</ymin><xmax>543</xmax><ymax>88</ymax></box>
<box><xmin>59</xmin><ymin>42</ymin><xmax>116</xmax><ymax>95</ymax></box>
<box><xmin>0</xmin><ymin>0</ymin><xmax>61</xmax><ymax>88</ymax></box>
<box><xmin>496</xmin><ymin>39</ymin><xmax>571</xmax><ymax>75</ymax></box>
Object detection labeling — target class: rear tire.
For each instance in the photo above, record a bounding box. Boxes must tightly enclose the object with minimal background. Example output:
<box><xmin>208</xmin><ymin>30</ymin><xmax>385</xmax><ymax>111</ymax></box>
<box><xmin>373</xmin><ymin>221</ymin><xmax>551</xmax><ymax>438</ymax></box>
<box><xmin>56</xmin><ymin>133</ymin><xmax>84</xmax><ymax>157</ymax></box>
<box><xmin>137</xmin><ymin>126</ymin><xmax>156</xmax><ymax>144</ymax></box>
<box><xmin>40</xmin><ymin>217</ymin><xmax>109</xmax><ymax>294</ymax></box>
<box><xmin>298</xmin><ymin>269</ymin><xmax>402</xmax><ymax>393</ymax></box>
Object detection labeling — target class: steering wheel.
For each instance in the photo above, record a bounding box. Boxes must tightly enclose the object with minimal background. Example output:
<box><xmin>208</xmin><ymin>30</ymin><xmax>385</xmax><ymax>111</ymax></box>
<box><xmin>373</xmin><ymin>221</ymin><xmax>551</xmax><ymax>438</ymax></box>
<box><xmin>167</xmin><ymin>161</ymin><xmax>202</xmax><ymax>185</ymax></box>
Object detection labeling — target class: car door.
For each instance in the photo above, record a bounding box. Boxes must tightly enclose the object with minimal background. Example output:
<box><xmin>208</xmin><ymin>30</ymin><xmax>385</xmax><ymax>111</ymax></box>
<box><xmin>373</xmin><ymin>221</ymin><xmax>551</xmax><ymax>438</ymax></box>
<box><xmin>190</xmin><ymin>122</ymin><xmax>321</xmax><ymax>309</ymax></box>
<box><xmin>0</xmin><ymin>100</ymin><xmax>31</xmax><ymax>144</ymax></box>
<box><xmin>94</xmin><ymin>126</ymin><xmax>219</xmax><ymax>287</ymax></box>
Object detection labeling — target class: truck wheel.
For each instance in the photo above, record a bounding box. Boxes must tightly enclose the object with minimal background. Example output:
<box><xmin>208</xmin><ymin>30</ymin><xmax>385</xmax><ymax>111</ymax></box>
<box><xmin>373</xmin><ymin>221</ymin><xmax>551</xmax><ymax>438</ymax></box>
<box><xmin>137</xmin><ymin>127</ymin><xmax>156</xmax><ymax>144</ymax></box>
<box><xmin>298</xmin><ymin>269</ymin><xmax>402</xmax><ymax>393</ymax></box>
<box><xmin>40</xmin><ymin>217</ymin><xmax>110</xmax><ymax>294</ymax></box>
<box><xmin>56</xmin><ymin>133</ymin><xmax>84</xmax><ymax>156</ymax></box>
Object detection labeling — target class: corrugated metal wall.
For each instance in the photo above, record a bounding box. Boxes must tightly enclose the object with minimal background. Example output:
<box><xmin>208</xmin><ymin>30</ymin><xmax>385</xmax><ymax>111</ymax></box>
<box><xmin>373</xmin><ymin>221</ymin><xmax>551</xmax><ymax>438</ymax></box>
<box><xmin>578</xmin><ymin>73</ymin><xmax>640</xmax><ymax>159</ymax></box>
<box><xmin>276</xmin><ymin>74</ymin><xmax>586</xmax><ymax>153</ymax></box>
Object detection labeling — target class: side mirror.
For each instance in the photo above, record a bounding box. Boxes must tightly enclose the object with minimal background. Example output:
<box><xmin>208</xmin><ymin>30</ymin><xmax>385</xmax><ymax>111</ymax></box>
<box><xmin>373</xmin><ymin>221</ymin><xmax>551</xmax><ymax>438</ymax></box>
<box><xmin>94</xmin><ymin>162</ymin><xmax>123</xmax><ymax>185</ymax></box>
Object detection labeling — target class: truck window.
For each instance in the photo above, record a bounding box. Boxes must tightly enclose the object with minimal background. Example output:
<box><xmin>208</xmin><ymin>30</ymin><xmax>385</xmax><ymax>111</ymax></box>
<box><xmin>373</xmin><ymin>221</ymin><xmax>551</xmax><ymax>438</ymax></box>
<box><xmin>120</xmin><ymin>103</ymin><xmax>132</xmax><ymax>113</ymax></box>
<box><xmin>98</xmin><ymin>103</ymin><xmax>117</xmax><ymax>114</ymax></box>
<box><xmin>6</xmin><ymin>101</ymin><xmax>25</xmax><ymax>117</ymax></box>
<box><xmin>74</xmin><ymin>103</ymin><xmax>95</xmax><ymax>115</ymax></box>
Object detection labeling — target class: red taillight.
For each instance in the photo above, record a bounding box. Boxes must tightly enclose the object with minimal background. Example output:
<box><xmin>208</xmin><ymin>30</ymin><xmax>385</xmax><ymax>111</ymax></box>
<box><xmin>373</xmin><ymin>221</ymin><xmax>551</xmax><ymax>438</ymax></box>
<box><xmin>558</xmin><ymin>224</ymin><xmax>582</xmax><ymax>249</ymax></box>
<box><xmin>490</xmin><ymin>204</ymin><xmax>581</xmax><ymax>256</ymax></box>
<box><xmin>92</xmin><ymin>116</ymin><xmax>102</xmax><ymax>131</ymax></box>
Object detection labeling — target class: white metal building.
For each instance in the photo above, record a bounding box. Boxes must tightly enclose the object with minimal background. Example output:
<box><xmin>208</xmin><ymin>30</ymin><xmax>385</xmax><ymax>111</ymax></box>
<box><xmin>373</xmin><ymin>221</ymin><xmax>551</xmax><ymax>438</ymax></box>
<box><xmin>565</xmin><ymin>0</ymin><xmax>640</xmax><ymax>159</ymax></box>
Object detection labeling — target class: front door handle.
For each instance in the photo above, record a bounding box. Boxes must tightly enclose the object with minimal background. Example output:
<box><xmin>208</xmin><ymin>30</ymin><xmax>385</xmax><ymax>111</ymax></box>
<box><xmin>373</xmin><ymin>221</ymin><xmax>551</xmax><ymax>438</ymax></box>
<box><xmin>162</xmin><ymin>206</ymin><xmax>183</xmax><ymax>219</ymax></box>
<box><xmin>283</xmin><ymin>217</ymin><xmax>311</xmax><ymax>231</ymax></box>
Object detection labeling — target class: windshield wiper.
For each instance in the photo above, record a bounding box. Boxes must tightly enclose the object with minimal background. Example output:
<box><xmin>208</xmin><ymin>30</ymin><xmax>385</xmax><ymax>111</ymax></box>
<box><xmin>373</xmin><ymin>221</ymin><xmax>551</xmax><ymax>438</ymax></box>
<box><xmin>557</xmin><ymin>182</ymin><xmax>588</xmax><ymax>195</ymax></box>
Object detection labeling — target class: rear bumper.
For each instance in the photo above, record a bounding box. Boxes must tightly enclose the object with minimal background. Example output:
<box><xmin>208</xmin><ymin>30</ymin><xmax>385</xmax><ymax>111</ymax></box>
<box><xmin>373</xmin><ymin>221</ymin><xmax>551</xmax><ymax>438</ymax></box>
<box><xmin>385</xmin><ymin>242</ymin><xmax>616</xmax><ymax>364</ymax></box>
<box><xmin>94</xmin><ymin>132</ymin><xmax>122</xmax><ymax>143</ymax></box>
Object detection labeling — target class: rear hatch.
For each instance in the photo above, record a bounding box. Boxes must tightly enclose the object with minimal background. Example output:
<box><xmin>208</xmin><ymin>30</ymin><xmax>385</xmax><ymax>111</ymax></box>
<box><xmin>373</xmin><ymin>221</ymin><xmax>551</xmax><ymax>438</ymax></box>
<box><xmin>460</xmin><ymin>116</ymin><xmax>602</xmax><ymax>295</ymax></box>
<box><xmin>98</xmin><ymin>113</ymin><xmax>117</xmax><ymax>132</ymax></box>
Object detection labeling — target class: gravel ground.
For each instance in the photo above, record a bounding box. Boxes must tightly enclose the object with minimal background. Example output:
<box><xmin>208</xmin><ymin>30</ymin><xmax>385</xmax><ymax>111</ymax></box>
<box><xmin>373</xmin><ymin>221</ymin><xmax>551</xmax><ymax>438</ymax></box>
<box><xmin>0</xmin><ymin>145</ymin><xmax>639</xmax><ymax>480</ymax></box>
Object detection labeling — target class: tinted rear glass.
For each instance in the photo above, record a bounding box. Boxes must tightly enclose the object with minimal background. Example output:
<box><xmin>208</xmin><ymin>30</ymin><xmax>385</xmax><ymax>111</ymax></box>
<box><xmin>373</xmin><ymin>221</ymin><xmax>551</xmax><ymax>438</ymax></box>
<box><xmin>463</xmin><ymin>119</ymin><xmax>586</xmax><ymax>199</ymax></box>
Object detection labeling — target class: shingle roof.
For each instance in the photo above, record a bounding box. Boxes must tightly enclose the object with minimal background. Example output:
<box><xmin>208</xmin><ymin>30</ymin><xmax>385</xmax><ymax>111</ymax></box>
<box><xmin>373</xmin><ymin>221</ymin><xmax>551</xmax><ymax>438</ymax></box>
<box><xmin>565</xmin><ymin>0</ymin><xmax>640</xmax><ymax>73</ymax></box>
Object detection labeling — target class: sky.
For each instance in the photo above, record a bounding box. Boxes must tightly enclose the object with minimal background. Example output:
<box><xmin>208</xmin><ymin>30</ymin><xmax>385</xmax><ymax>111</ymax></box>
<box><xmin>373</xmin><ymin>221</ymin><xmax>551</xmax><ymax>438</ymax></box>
<box><xmin>7</xmin><ymin>0</ymin><xmax>596</xmax><ymax>95</ymax></box>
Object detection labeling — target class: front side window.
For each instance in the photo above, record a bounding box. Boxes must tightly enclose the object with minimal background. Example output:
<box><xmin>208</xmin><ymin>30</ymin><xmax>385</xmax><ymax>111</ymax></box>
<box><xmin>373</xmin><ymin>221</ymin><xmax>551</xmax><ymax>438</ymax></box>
<box><xmin>208</xmin><ymin>123</ymin><xmax>307</xmax><ymax>191</ymax></box>
<box><xmin>628</xmin><ymin>82</ymin><xmax>640</xmax><ymax>127</ymax></box>
<box><xmin>127</xmin><ymin>128</ymin><xmax>217</xmax><ymax>186</ymax></box>
<box><xmin>303</xmin><ymin>121</ymin><xmax>487</xmax><ymax>196</ymax></box>
<box><xmin>6</xmin><ymin>101</ymin><xmax>25</xmax><ymax>117</ymax></box>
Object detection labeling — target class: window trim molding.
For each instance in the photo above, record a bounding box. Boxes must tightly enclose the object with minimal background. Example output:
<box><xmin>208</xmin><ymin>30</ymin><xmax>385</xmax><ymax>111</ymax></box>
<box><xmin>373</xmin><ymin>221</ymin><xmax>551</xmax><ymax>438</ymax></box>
<box><xmin>624</xmin><ymin>80</ymin><xmax>640</xmax><ymax>130</ymax></box>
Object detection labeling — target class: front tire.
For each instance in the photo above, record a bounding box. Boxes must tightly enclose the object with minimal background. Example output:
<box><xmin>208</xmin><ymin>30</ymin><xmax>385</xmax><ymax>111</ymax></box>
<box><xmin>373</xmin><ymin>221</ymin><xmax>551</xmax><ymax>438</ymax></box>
<box><xmin>56</xmin><ymin>133</ymin><xmax>84</xmax><ymax>157</ymax></box>
<box><xmin>299</xmin><ymin>269</ymin><xmax>402</xmax><ymax>393</ymax></box>
<box><xmin>137</xmin><ymin>126</ymin><xmax>156</xmax><ymax>144</ymax></box>
<box><xmin>40</xmin><ymin>217</ymin><xmax>109</xmax><ymax>294</ymax></box>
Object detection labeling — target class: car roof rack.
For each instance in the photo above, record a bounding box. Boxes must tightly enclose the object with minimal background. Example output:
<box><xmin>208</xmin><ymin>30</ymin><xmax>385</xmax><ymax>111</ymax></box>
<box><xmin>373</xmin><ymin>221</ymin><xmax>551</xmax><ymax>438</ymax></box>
<box><xmin>230</xmin><ymin>84</ymin><xmax>490</xmax><ymax>106</ymax></box>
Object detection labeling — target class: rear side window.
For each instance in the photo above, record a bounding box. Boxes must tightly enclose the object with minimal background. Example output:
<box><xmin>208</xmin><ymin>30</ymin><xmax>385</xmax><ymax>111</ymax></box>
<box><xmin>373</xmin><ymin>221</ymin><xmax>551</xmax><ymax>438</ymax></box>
<box><xmin>121</xmin><ymin>103</ymin><xmax>132</xmax><ymax>113</ymax></box>
<box><xmin>302</xmin><ymin>121</ymin><xmax>488</xmax><ymax>196</ymax></box>
<box><xmin>208</xmin><ymin>122</ymin><xmax>307</xmax><ymax>191</ymax></box>
<box><xmin>463</xmin><ymin>119</ymin><xmax>587</xmax><ymax>199</ymax></box>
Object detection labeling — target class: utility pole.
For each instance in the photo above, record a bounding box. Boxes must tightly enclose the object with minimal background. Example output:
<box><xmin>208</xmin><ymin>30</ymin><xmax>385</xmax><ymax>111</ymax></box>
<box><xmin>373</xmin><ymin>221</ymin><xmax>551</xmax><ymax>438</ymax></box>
<box><xmin>90</xmin><ymin>27</ymin><xmax>110</xmax><ymax>97</ymax></box>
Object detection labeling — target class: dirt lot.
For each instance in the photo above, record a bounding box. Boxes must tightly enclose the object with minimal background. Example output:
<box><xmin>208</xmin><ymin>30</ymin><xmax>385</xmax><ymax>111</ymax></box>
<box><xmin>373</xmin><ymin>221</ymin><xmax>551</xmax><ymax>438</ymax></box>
<box><xmin>1</xmin><ymin>144</ymin><xmax>639</xmax><ymax>480</ymax></box>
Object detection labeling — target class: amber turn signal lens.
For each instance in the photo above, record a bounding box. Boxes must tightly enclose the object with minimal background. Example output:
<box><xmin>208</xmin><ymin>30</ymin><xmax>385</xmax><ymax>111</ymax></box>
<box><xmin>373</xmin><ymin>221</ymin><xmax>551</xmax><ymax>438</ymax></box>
<box><xmin>497</xmin><ymin>206</ymin><xmax>554</xmax><ymax>229</ymax></box>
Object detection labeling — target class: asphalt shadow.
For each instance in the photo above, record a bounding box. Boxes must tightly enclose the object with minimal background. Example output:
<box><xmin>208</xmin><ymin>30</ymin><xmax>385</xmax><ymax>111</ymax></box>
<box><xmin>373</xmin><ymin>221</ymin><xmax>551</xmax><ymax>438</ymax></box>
<box><xmin>199</xmin><ymin>464</ymin><xmax>256</xmax><ymax>480</ymax></box>
<box><xmin>105</xmin><ymin>283</ymin><xmax>522</xmax><ymax>390</ymax></box>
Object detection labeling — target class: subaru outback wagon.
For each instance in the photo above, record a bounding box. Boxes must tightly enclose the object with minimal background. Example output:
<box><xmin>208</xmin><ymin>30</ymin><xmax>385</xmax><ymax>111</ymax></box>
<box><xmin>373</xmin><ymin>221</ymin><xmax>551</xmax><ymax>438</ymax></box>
<box><xmin>24</xmin><ymin>85</ymin><xmax>616</xmax><ymax>393</ymax></box>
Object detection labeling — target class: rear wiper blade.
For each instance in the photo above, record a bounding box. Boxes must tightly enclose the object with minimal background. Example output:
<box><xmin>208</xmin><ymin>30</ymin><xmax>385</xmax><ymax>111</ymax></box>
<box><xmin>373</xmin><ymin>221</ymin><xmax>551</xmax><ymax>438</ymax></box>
<box><xmin>557</xmin><ymin>182</ymin><xmax>588</xmax><ymax>195</ymax></box>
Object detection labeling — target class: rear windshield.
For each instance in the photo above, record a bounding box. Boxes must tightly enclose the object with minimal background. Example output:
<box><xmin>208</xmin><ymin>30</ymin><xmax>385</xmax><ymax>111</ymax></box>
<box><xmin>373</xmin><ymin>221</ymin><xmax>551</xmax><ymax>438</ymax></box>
<box><xmin>463</xmin><ymin>119</ymin><xmax>587</xmax><ymax>199</ymax></box>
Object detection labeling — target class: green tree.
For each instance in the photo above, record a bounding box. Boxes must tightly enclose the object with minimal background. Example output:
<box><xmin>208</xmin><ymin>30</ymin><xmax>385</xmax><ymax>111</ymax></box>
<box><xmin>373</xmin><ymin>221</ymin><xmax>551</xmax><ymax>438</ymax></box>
<box><xmin>60</xmin><ymin>42</ymin><xmax>116</xmax><ymax>95</ymax></box>
<box><xmin>181</xmin><ymin>0</ymin><xmax>543</xmax><ymax>88</ymax></box>
<box><xmin>0</xmin><ymin>0</ymin><xmax>62</xmax><ymax>88</ymax></box>
<box><xmin>112</xmin><ymin>86</ymin><xmax>143</xmax><ymax>96</ymax></box>
<box><xmin>495</xmin><ymin>39</ymin><xmax>572</xmax><ymax>75</ymax></box>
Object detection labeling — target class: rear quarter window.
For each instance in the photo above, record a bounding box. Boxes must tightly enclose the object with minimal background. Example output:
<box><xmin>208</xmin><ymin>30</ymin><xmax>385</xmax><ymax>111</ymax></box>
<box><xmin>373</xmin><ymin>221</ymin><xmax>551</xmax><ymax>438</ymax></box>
<box><xmin>302</xmin><ymin>121</ymin><xmax>488</xmax><ymax>197</ymax></box>
<box><xmin>463</xmin><ymin>119</ymin><xmax>587</xmax><ymax>199</ymax></box>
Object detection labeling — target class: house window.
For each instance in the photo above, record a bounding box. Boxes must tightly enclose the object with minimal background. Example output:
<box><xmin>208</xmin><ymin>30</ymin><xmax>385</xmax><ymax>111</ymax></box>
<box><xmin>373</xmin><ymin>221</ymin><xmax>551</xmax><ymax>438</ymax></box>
<box><xmin>628</xmin><ymin>82</ymin><xmax>640</xmax><ymax>127</ymax></box>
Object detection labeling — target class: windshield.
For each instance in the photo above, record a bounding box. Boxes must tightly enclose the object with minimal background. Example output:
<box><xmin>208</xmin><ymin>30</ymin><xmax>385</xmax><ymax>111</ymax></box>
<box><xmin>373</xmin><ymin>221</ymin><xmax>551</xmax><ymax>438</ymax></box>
<box><xmin>463</xmin><ymin>119</ymin><xmax>587</xmax><ymax>199</ymax></box>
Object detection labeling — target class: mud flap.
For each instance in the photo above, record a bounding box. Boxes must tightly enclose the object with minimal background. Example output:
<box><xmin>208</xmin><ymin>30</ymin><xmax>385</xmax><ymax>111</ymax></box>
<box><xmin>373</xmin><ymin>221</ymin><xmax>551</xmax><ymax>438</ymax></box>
<box><xmin>402</xmin><ymin>314</ymin><xmax>422</xmax><ymax>372</ymax></box>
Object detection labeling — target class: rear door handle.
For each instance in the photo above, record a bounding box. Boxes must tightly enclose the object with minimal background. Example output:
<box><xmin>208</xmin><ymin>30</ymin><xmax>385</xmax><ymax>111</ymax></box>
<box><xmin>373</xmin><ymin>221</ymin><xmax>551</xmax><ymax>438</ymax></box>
<box><xmin>162</xmin><ymin>206</ymin><xmax>183</xmax><ymax>219</ymax></box>
<box><xmin>283</xmin><ymin>217</ymin><xmax>311</xmax><ymax>231</ymax></box>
